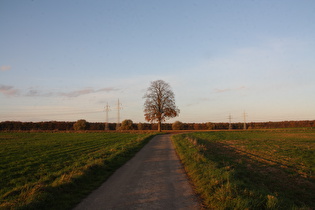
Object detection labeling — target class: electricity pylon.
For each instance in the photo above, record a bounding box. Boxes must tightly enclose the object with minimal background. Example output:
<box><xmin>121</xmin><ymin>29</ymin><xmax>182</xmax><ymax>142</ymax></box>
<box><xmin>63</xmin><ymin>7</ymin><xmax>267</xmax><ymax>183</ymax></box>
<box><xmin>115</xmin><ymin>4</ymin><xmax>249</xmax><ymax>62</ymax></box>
<box><xmin>243</xmin><ymin>111</ymin><xmax>248</xmax><ymax>130</ymax></box>
<box><xmin>228</xmin><ymin>114</ymin><xmax>232</xmax><ymax>130</ymax></box>
<box><xmin>116</xmin><ymin>99</ymin><xmax>122</xmax><ymax>130</ymax></box>
<box><xmin>104</xmin><ymin>103</ymin><xmax>110</xmax><ymax>131</ymax></box>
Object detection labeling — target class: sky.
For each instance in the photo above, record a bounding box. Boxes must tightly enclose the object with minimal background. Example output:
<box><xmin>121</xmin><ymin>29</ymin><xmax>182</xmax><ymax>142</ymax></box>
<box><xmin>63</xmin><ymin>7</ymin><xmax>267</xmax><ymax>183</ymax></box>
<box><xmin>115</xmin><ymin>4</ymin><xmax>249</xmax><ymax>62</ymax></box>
<box><xmin>1</xmin><ymin>0</ymin><xmax>315</xmax><ymax>123</ymax></box>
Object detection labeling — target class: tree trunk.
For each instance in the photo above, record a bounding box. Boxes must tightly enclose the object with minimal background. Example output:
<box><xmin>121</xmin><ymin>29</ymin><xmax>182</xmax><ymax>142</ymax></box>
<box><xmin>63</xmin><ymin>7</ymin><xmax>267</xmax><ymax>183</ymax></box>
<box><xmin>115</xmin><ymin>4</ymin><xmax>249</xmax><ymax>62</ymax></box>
<box><xmin>158</xmin><ymin>120</ymin><xmax>162</xmax><ymax>132</ymax></box>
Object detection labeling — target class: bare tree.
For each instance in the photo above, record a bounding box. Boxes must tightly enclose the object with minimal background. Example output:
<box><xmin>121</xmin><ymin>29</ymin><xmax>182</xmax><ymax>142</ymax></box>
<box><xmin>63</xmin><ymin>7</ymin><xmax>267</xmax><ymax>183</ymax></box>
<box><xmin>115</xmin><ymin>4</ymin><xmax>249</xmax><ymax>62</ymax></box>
<box><xmin>143</xmin><ymin>80</ymin><xmax>180</xmax><ymax>132</ymax></box>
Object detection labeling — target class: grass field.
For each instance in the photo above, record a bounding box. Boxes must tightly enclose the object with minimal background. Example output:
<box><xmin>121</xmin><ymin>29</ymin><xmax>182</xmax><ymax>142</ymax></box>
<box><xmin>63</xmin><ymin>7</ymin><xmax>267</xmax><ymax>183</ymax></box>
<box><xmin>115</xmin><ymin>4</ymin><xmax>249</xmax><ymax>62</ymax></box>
<box><xmin>172</xmin><ymin>129</ymin><xmax>315</xmax><ymax>209</ymax></box>
<box><xmin>0</xmin><ymin>132</ymin><xmax>156</xmax><ymax>209</ymax></box>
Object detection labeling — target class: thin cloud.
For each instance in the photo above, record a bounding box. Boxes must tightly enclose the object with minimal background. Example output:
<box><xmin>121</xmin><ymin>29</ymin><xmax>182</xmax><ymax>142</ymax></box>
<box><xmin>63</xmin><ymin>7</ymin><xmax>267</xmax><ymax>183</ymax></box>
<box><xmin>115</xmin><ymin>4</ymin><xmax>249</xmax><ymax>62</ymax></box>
<box><xmin>25</xmin><ymin>89</ymin><xmax>54</xmax><ymax>97</ymax></box>
<box><xmin>0</xmin><ymin>85</ymin><xmax>19</xmax><ymax>96</ymax></box>
<box><xmin>25</xmin><ymin>89</ymin><xmax>40</xmax><ymax>97</ymax></box>
<box><xmin>60</xmin><ymin>87</ymin><xmax>119</xmax><ymax>98</ymax></box>
<box><xmin>61</xmin><ymin>88</ymin><xmax>94</xmax><ymax>97</ymax></box>
<box><xmin>214</xmin><ymin>86</ymin><xmax>246</xmax><ymax>93</ymax></box>
<box><xmin>97</xmin><ymin>87</ymin><xmax>119</xmax><ymax>92</ymax></box>
<box><xmin>214</xmin><ymin>88</ymin><xmax>231</xmax><ymax>93</ymax></box>
<box><xmin>0</xmin><ymin>86</ymin><xmax>119</xmax><ymax>98</ymax></box>
<box><xmin>0</xmin><ymin>65</ymin><xmax>11</xmax><ymax>72</ymax></box>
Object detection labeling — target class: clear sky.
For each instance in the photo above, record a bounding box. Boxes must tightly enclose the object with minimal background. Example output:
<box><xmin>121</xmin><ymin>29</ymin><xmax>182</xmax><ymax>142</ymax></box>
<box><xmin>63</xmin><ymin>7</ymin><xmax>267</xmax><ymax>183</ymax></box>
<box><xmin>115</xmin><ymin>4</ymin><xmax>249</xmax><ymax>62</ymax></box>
<box><xmin>1</xmin><ymin>0</ymin><xmax>315</xmax><ymax>123</ymax></box>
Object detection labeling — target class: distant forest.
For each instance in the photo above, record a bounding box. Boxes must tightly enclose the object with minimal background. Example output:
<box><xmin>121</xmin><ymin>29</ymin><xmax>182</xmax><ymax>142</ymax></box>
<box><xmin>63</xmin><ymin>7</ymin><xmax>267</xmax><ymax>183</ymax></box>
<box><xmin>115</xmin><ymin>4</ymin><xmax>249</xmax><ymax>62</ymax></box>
<box><xmin>1</xmin><ymin>120</ymin><xmax>315</xmax><ymax>131</ymax></box>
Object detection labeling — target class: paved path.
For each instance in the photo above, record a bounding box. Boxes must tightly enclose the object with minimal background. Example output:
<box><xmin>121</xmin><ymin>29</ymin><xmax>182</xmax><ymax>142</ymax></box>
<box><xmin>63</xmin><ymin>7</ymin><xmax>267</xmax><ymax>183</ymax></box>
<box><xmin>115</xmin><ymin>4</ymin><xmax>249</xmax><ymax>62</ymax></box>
<box><xmin>74</xmin><ymin>134</ymin><xmax>200</xmax><ymax>210</ymax></box>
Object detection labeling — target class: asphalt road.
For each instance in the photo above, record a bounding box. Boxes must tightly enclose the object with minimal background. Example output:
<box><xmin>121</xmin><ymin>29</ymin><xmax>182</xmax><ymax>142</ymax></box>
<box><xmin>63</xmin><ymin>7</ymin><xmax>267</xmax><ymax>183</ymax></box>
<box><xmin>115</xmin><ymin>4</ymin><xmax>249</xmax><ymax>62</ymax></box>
<box><xmin>73</xmin><ymin>134</ymin><xmax>201</xmax><ymax>210</ymax></box>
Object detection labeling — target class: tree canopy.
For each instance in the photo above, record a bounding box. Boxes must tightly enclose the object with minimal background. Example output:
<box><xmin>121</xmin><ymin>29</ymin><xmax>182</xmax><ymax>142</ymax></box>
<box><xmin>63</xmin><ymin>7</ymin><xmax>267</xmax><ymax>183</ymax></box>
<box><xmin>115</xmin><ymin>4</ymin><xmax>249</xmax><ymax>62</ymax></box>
<box><xmin>143</xmin><ymin>80</ymin><xmax>180</xmax><ymax>132</ymax></box>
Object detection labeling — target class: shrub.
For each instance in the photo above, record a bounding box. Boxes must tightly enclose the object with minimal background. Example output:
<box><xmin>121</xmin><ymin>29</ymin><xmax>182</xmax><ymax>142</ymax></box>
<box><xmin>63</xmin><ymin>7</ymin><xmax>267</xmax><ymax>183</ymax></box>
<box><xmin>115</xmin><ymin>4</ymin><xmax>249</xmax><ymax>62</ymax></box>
<box><xmin>120</xmin><ymin>119</ymin><xmax>134</xmax><ymax>130</ymax></box>
<box><xmin>137</xmin><ymin>123</ymin><xmax>143</xmax><ymax>130</ymax></box>
<box><xmin>73</xmin><ymin>119</ymin><xmax>87</xmax><ymax>131</ymax></box>
<box><xmin>206</xmin><ymin>122</ymin><xmax>214</xmax><ymax>130</ymax></box>
<box><xmin>172</xmin><ymin>121</ymin><xmax>183</xmax><ymax>130</ymax></box>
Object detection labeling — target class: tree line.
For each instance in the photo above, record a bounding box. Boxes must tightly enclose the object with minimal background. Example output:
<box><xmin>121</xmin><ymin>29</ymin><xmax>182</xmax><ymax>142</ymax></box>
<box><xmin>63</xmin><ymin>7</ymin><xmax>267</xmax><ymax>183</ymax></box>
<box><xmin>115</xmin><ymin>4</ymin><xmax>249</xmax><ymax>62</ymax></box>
<box><xmin>3</xmin><ymin>81</ymin><xmax>314</xmax><ymax>132</ymax></box>
<box><xmin>1</xmin><ymin>120</ymin><xmax>314</xmax><ymax>131</ymax></box>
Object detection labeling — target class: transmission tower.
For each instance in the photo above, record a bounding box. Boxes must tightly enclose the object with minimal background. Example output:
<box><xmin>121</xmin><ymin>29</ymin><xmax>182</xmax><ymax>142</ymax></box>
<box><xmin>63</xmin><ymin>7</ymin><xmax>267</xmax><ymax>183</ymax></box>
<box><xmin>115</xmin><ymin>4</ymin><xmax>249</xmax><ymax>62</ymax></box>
<box><xmin>104</xmin><ymin>103</ymin><xmax>110</xmax><ymax>131</ymax></box>
<box><xmin>228</xmin><ymin>114</ymin><xmax>232</xmax><ymax>130</ymax></box>
<box><xmin>243</xmin><ymin>111</ymin><xmax>248</xmax><ymax>130</ymax></box>
<box><xmin>116</xmin><ymin>99</ymin><xmax>122</xmax><ymax>130</ymax></box>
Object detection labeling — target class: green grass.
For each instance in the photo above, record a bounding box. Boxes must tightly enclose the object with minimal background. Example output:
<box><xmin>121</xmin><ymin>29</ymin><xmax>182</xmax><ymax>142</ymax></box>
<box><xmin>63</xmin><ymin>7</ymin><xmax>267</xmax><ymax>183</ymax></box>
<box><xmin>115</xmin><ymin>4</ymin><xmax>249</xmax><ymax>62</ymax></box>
<box><xmin>0</xmin><ymin>132</ymin><xmax>156</xmax><ymax>209</ymax></box>
<box><xmin>172</xmin><ymin>129</ymin><xmax>315</xmax><ymax>209</ymax></box>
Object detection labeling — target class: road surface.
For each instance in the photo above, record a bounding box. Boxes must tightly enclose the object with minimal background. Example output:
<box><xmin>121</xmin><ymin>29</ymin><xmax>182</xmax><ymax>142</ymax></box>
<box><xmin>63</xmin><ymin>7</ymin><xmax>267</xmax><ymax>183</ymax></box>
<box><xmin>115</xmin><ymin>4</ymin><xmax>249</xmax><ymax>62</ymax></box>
<box><xmin>74</xmin><ymin>134</ymin><xmax>200</xmax><ymax>210</ymax></box>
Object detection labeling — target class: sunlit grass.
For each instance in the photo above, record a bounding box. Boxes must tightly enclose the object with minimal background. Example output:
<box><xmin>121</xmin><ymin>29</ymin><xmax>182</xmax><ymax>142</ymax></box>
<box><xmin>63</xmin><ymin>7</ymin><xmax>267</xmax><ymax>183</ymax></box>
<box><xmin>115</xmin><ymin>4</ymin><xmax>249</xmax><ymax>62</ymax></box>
<box><xmin>0</xmin><ymin>132</ymin><xmax>156</xmax><ymax>209</ymax></box>
<box><xmin>172</xmin><ymin>129</ymin><xmax>315</xmax><ymax>209</ymax></box>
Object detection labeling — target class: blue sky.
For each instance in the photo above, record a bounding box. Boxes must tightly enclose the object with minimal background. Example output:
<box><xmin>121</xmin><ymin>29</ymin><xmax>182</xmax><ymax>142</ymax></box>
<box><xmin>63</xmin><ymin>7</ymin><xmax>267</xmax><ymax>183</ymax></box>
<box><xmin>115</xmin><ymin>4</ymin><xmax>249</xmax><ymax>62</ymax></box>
<box><xmin>1</xmin><ymin>0</ymin><xmax>315</xmax><ymax>123</ymax></box>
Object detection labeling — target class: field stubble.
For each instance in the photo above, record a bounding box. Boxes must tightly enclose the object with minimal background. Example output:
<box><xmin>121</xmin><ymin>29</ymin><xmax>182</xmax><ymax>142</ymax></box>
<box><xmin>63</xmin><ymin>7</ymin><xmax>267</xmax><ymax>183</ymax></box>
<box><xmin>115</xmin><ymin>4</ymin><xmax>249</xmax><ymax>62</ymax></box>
<box><xmin>172</xmin><ymin>129</ymin><xmax>315</xmax><ymax>209</ymax></box>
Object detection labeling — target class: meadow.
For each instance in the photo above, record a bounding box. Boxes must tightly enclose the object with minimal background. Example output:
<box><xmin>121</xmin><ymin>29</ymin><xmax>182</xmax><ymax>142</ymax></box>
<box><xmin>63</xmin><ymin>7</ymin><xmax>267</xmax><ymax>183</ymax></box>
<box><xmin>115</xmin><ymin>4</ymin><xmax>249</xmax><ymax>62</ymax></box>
<box><xmin>172</xmin><ymin>129</ymin><xmax>315</xmax><ymax>209</ymax></box>
<box><xmin>0</xmin><ymin>132</ymin><xmax>156</xmax><ymax>209</ymax></box>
